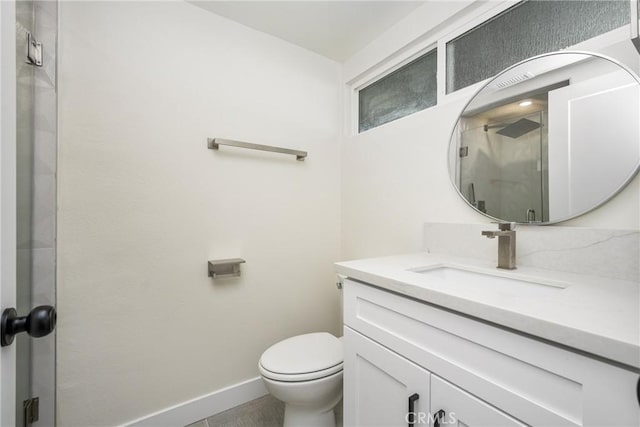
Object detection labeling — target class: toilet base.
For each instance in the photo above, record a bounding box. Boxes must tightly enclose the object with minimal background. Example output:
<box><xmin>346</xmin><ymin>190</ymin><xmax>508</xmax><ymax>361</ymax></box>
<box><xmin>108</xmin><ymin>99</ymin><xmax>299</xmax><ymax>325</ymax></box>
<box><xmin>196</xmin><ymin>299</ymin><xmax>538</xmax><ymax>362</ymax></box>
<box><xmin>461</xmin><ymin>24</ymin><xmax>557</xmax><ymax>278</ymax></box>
<box><xmin>283</xmin><ymin>404</ymin><xmax>336</xmax><ymax>427</ymax></box>
<box><xmin>261</xmin><ymin>369</ymin><xmax>343</xmax><ymax>427</ymax></box>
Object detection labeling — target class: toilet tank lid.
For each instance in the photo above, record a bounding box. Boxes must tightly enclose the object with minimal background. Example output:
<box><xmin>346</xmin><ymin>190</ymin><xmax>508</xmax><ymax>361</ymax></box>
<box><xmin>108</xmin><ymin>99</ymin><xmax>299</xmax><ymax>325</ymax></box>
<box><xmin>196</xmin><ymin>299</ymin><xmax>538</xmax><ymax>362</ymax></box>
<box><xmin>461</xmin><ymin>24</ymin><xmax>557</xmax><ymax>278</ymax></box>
<box><xmin>259</xmin><ymin>332</ymin><xmax>343</xmax><ymax>375</ymax></box>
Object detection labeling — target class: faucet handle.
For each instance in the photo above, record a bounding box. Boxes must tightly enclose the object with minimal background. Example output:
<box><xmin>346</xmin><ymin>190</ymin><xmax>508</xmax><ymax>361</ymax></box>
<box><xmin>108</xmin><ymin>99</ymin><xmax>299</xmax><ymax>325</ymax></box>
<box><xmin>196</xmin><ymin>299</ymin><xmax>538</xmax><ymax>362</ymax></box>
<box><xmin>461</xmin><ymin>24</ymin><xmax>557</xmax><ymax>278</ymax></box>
<box><xmin>481</xmin><ymin>230</ymin><xmax>496</xmax><ymax>238</ymax></box>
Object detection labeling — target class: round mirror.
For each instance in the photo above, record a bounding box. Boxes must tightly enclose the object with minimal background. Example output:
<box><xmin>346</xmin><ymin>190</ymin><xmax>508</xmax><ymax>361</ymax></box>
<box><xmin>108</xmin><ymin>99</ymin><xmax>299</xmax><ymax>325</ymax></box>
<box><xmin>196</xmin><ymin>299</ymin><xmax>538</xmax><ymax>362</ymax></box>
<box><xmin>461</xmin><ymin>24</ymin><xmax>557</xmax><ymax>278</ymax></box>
<box><xmin>448</xmin><ymin>51</ymin><xmax>640</xmax><ymax>224</ymax></box>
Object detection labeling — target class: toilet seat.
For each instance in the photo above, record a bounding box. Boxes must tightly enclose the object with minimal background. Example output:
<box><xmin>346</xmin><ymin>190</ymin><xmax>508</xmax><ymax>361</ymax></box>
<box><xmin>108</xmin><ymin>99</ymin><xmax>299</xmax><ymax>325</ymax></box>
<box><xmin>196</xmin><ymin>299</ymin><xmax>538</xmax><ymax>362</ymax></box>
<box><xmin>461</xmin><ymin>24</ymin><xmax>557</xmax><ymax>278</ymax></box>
<box><xmin>259</xmin><ymin>361</ymin><xmax>343</xmax><ymax>382</ymax></box>
<box><xmin>259</xmin><ymin>332</ymin><xmax>343</xmax><ymax>382</ymax></box>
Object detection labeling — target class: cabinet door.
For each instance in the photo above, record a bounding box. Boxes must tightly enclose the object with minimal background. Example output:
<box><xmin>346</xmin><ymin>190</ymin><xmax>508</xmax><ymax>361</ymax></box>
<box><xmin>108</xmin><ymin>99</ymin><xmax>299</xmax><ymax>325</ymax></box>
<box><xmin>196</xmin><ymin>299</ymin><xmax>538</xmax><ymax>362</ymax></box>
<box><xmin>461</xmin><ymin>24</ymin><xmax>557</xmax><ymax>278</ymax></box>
<box><xmin>431</xmin><ymin>375</ymin><xmax>526</xmax><ymax>427</ymax></box>
<box><xmin>344</xmin><ymin>327</ymin><xmax>431</xmax><ymax>427</ymax></box>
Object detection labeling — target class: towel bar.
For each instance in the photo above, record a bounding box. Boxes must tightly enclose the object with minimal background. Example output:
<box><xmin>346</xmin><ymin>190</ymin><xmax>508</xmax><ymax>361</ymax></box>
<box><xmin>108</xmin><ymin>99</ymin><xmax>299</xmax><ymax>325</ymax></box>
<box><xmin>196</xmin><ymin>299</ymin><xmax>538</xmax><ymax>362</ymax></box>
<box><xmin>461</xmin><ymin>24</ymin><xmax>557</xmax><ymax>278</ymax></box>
<box><xmin>207</xmin><ymin>138</ymin><xmax>307</xmax><ymax>161</ymax></box>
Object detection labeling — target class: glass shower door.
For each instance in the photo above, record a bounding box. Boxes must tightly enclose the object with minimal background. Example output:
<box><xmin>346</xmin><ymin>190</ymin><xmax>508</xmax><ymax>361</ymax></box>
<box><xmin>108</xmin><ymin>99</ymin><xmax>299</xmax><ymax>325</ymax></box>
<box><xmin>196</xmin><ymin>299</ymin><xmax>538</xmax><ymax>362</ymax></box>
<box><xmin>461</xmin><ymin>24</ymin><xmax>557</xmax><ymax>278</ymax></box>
<box><xmin>459</xmin><ymin>111</ymin><xmax>546</xmax><ymax>223</ymax></box>
<box><xmin>14</xmin><ymin>1</ymin><xmax>57</xmax><ymax>425</ymax></box>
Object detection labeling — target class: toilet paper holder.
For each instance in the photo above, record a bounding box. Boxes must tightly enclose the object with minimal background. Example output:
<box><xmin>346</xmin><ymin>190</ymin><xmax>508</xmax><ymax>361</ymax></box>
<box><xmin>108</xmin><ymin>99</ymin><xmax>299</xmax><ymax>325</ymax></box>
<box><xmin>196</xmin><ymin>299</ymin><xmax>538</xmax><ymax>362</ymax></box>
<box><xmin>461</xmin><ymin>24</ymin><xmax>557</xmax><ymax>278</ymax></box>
<box><xmin>208</xmin><ymin>258</ymin><xmax>246</xmax><ymax>279</ymax></box>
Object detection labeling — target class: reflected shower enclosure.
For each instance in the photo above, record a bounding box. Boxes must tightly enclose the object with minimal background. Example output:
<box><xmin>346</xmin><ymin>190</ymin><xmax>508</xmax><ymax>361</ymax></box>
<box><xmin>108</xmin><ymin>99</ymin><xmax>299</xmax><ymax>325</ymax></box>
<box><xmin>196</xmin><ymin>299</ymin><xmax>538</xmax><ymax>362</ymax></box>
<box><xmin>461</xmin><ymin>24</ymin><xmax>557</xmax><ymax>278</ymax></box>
<box><xmin>457</xmin><ymin>98</ymin><xmax>549</xmax><ymax>223</ymax></box>
<box><xmin>450</xmin><ymin>52</ymin><xmax>640</xmax><ymax>224</ymax></box>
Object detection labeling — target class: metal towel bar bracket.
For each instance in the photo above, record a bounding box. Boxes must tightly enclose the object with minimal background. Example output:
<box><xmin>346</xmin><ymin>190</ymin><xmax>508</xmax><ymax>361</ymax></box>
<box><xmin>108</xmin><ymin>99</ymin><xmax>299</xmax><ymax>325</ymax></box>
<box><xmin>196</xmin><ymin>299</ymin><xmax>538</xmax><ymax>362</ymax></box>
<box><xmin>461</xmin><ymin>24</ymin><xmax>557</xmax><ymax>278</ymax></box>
<box><xmin>207</xmin><ymin>138</ymin><xmax>307</xmax><ymax>161</ymax></box>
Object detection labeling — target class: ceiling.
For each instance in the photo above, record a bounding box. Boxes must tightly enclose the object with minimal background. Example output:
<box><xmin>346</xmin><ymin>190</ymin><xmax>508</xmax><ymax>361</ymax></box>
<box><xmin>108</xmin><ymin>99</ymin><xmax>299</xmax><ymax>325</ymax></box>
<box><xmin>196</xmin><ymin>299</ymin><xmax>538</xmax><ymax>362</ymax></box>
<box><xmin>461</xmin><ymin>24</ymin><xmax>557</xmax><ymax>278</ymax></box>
<box><xmin>190</xmin><ymin>1</ymin><xmax>426</xmax><ymax>62</ymax></box>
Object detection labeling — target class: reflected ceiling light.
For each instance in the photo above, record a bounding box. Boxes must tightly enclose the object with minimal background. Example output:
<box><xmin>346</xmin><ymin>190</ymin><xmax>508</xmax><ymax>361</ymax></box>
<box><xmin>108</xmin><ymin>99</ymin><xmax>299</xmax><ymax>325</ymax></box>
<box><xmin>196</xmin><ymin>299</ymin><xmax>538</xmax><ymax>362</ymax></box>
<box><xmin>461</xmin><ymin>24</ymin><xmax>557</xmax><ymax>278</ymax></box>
<box><xmin>519</xmin><ymin>100</ymin><xmax>533</xmax><ymax>107</ymax></box>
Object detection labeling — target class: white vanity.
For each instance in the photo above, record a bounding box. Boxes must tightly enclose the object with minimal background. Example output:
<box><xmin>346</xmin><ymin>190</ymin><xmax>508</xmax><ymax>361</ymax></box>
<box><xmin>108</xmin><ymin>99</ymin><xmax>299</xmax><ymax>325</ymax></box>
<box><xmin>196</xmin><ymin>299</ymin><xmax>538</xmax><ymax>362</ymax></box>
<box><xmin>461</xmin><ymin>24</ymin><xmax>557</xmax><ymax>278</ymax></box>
<box><xmin>333</xmin><ymin>50</ymin><xmax>640</xmax><ymax>427</ymax></box>
<box><xmin>336</xmin><ymin>253</ymin><xmax>640</xmax><ymax>427</ymax></box>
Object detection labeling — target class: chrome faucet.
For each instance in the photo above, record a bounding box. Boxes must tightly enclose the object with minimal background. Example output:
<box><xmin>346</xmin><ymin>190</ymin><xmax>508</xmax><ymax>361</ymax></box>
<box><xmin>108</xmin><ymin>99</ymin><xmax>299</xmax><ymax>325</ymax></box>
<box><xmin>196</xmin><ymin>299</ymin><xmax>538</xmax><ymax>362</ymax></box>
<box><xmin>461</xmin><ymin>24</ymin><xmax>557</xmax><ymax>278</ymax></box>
<box><xmin>481</xmin><ymin>223</ymin><xmax>516</xmax><ymax>270</ymax></box>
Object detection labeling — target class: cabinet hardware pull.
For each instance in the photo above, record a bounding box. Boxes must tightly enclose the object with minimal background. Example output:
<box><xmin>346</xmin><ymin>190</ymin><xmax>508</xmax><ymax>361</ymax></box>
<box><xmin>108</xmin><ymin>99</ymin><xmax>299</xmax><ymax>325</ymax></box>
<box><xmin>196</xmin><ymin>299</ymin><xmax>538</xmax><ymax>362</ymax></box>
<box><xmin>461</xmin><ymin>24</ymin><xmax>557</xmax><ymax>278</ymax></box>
<box><xmin>637</xmin><ymin>377</ymin><xmax>640</xmax><ymax>407</ymax></box>
<box><xmin>434</xmin><ymin>409</ymin><xmax>446</xmax><ymax>427</ymax></box>
<box><xmin>407</xmin><ymin>393</ymin><xmax>419</xmax><ymax>427</ymax></box>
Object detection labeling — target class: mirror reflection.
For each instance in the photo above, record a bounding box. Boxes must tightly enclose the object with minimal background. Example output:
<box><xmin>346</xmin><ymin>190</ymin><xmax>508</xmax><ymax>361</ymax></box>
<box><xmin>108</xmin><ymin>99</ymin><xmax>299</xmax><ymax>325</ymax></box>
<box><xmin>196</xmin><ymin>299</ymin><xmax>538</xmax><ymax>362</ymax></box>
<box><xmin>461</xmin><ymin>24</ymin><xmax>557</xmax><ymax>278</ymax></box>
<box><xmin>449</xmin><ymin>52</ymin><xmax>640</xmax><ymax>223</ymax></box>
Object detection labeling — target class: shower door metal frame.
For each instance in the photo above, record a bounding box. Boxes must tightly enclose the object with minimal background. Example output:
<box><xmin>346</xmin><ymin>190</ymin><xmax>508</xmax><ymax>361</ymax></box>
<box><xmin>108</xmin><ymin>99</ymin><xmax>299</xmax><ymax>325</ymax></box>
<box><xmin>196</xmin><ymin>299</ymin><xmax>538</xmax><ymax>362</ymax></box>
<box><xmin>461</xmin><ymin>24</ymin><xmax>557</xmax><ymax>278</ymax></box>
<box><xmin>1</xmin><ymin>0</ymin><xmax>19</xmax><ymax>425</ymax></box>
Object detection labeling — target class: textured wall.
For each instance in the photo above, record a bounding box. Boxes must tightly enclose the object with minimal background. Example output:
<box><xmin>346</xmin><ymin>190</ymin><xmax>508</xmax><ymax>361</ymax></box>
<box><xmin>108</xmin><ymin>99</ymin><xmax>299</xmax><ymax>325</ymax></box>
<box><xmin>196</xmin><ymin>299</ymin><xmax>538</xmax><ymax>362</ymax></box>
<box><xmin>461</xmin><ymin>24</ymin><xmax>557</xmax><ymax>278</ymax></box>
<box><xmin>57</xmin><ymin>2</ymin><xmax>341</xmax><ymax>425</ymax></box>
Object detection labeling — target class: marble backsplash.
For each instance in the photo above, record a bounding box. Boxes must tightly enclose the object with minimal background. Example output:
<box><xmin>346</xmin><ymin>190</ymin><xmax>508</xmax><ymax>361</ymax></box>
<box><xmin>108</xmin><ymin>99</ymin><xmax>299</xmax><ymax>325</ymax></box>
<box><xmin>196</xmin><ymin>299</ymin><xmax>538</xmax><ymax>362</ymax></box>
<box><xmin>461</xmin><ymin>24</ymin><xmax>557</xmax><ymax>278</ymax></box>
<box><xmin>423</xmin><ymin>223</ymin><xmax>639</xmax><ymax>282</ymax></box>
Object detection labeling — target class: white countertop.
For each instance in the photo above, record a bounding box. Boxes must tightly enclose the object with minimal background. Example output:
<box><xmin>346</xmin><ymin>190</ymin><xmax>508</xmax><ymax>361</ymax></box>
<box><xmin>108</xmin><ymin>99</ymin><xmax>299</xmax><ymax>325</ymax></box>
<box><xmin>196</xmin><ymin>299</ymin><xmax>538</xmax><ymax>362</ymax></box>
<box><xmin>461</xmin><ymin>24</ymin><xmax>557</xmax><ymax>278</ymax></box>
<box><xmin>335</xmin><ymin>253</ymin><xmax>640</xmax><ymax>370</ymax></box>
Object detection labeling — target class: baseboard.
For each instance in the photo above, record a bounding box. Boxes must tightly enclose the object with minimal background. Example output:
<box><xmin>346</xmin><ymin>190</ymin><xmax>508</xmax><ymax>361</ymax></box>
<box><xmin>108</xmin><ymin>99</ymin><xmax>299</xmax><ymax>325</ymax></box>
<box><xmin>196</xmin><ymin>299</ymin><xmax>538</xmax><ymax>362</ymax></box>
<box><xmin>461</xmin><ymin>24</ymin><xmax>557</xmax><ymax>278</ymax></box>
<box><xmin>122</xmin><ymin>377</ymin><xmax>268</xmax><ymax>427</ymax></box>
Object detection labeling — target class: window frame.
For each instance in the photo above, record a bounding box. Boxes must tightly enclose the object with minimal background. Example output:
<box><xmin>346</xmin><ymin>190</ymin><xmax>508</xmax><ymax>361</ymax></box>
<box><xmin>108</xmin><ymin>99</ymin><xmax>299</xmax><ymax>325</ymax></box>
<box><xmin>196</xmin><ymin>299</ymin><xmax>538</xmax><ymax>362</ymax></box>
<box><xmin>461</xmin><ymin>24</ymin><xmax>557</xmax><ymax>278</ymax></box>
<box><xmin>628</xmin><ymin>0</ymin><xmax>639</xmax><ymax>51</ymax></box>
<box><xmin>354</xmin><ymin>45</ymin><xmax>439</xmax><ymax>134</ymax></box>
<box><xmin>439</xmin><ymin>0</ymin><xmax>633</xmax><ymax>97</ymax></box>
<box><xmin>349</xmin><ymin>0</ymin><xmax>634</xmax><ymax>136</ymax></box>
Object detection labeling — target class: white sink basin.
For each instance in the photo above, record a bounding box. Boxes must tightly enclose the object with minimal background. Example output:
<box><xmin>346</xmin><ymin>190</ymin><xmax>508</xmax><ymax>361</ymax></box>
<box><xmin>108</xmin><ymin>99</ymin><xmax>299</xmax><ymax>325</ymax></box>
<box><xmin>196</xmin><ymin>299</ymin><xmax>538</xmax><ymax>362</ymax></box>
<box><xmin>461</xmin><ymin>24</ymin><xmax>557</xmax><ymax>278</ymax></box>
<box><xmin>411</xmin><ymin>264</ymin><xmax>569</xmax><ymax>291</ymax></box>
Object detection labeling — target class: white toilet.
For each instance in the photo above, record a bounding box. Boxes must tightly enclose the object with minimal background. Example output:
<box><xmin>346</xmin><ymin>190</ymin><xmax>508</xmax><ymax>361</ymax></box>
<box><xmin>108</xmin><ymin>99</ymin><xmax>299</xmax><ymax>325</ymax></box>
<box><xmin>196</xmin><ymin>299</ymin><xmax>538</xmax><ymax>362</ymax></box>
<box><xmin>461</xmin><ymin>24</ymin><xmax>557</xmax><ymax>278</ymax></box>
<box><xmin>259</xmin><ymin>332</ymin><xmax>343</xmax><ymax>427</ymax></box>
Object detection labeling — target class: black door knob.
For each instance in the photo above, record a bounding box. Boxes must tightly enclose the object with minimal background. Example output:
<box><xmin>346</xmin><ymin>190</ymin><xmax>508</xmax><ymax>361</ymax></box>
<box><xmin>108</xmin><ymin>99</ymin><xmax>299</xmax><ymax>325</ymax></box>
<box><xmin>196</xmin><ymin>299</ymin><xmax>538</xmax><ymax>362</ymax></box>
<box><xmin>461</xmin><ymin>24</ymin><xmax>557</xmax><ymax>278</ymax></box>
<box><xmin>1</xmin><ymin>305</ymin><xmax>56</xmax><ymax>347</ymax></box>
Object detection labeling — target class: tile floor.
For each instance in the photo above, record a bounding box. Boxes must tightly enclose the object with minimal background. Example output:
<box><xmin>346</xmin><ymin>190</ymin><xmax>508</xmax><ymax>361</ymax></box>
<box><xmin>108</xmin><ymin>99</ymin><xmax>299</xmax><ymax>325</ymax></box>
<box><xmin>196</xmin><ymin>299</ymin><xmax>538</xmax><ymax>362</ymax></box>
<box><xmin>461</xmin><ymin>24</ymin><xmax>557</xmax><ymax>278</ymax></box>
<box><xmin>187</xmin><ymin>395</ymin><xmax>343</xmax><ymax>427</ymax></box>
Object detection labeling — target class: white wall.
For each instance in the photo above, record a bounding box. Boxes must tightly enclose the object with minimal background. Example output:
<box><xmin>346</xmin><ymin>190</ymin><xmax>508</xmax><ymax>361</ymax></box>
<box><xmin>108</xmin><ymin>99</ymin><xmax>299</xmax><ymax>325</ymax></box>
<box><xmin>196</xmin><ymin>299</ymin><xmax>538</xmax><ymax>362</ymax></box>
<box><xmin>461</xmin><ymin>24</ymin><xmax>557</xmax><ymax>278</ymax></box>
<box><xmin>56</xmin><ymin>0</ymin><xmax>640</xmax><ymax>423</ymax></box>
<box><xmin>341</xmin><ymin>1</ymin><xmax>640</xmax><ymax>261</ymax></box>
<box><xmin>57</xmin><ymin>1</ymin><xmax>341</xmax><ymax>425</ymax></box>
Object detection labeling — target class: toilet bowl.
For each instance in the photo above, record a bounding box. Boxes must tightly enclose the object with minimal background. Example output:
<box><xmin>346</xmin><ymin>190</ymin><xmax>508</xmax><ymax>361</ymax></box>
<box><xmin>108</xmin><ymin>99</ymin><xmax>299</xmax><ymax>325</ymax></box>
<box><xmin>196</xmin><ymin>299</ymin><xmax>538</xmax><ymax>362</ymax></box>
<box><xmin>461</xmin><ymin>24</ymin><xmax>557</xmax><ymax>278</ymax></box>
<box><xmin>259</xmin><ymin>332</ymin><xmax>343</xmax><ymax>427</ymax></box>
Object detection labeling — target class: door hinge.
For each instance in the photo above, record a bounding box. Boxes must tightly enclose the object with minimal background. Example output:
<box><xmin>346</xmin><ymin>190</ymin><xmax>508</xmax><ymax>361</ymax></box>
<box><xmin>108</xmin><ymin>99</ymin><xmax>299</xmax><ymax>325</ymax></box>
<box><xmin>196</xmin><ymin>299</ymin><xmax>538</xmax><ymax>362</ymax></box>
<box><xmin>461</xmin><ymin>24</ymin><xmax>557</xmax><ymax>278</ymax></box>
<box><xmin>459</xmin><ymin>146</ymin><xmax>469</xmax><ymax>157</ymax></box>
<box><xmin>23</xmin><ymin>397</ymin><xmax>39</xmax><ymax>426</ymax></box>
<box><xmin>26</xmin><ymin>32</ymin><xmax>43</xmax><ymax>67</ymax></box>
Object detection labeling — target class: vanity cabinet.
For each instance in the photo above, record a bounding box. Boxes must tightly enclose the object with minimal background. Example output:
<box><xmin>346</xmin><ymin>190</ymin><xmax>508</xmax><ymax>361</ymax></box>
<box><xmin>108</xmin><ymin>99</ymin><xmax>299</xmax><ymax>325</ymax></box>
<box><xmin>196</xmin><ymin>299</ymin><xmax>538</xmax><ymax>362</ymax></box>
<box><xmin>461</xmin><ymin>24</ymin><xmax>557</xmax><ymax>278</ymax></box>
<box><xmin>343</xmin><ymin>279</ymin><xmax>640</xmax><ymax>427</ymax></box>
<box><xmin>344</xmin><ymin>327</ymin><xmax>525</xmax><ymax>427</ymax></box>
<box><xmin>344</xmin><ymin>327</ymin><xmax>430</xmax><ymax>426</ymax></box>
<box><xmin>430</xmin><ymin>375</ymin><xmax>525</xmax><ymax>427</ymax></box>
